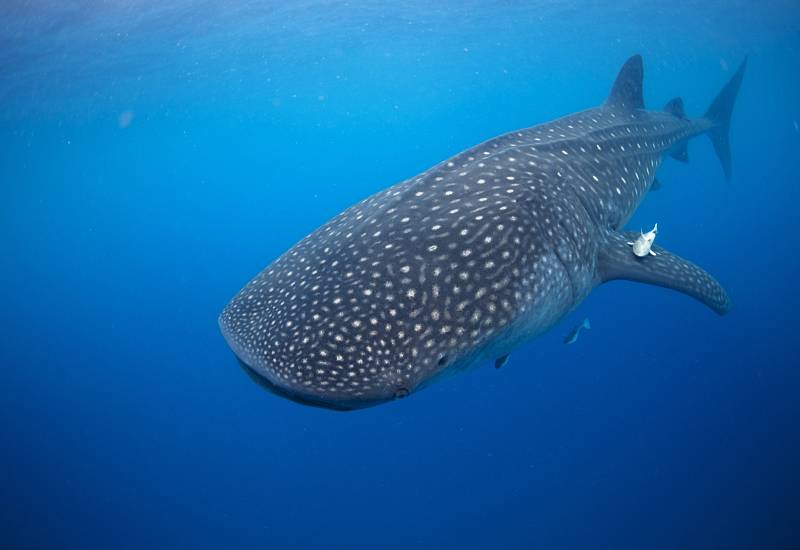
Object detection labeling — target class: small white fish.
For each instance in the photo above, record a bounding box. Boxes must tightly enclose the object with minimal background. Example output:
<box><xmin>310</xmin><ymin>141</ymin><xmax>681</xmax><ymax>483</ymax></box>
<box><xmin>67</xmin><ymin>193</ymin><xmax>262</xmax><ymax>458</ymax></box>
<box><xmin>628</xmin><ymin>223</ymin><xmax>658</xmax><ymax>257</ymax></box>
<box><xmin>563</xmin><ymin>318</ymin><xmax>591</xmax><ymax>345</ymax></box>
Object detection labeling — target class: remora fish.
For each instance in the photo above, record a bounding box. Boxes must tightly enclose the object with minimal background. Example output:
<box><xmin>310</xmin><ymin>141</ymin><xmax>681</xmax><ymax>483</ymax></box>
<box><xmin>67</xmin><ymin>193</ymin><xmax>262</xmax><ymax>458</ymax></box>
<box><xmin>219</xmin><ymin>55</ymin><xmax>743</xmax><ymax>410</ymax></box>
<box><xmin>563</xmin><ymin>318</ymin><xmax>591</xmax><ymax>345</ymax></box>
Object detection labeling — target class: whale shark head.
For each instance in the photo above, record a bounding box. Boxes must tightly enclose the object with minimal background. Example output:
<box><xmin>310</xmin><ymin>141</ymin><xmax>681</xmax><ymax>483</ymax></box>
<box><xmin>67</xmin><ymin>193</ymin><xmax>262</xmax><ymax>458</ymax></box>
<box><xmin>219</xmin><ymin>167</ymin><xmax>570</xmax><ymax>410</ymax></box>
<box><xmin>218</xmin><ymin>246</ymin><xmax>463</xmax><ymax>411</ymax></box>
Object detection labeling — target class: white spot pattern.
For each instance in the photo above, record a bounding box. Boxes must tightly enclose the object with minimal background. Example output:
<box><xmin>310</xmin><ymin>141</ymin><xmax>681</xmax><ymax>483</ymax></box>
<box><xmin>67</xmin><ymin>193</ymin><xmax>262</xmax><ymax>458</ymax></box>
<box><xmin>220</xmin><ymin>87</ymin><xmax>708</xmax><ymax>409</ymax></box>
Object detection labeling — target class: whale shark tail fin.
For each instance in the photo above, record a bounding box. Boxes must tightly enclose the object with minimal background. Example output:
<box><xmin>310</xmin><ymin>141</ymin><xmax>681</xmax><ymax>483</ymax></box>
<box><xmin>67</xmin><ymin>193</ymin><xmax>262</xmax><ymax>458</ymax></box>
<box><xmin>704</xmin><ymin>57</ymin><xmax>747</xmax><ymax>181</ymax></box>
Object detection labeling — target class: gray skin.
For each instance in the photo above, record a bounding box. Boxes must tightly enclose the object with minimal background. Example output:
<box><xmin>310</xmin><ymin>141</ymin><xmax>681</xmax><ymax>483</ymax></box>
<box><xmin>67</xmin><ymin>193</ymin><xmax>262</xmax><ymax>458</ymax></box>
<box><xmin>219</xmin><ymin>55</ymin><xmax>745</xmax><ymax>410</ymax></box>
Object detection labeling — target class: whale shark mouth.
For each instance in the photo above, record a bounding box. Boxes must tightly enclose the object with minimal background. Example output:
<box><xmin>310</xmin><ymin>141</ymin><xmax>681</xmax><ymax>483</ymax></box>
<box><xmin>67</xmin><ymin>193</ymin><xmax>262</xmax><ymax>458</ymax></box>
<box><xmin>235</xmin><ymin>357</ymin><xmax>391</xmax><ymax>411</ymax></box>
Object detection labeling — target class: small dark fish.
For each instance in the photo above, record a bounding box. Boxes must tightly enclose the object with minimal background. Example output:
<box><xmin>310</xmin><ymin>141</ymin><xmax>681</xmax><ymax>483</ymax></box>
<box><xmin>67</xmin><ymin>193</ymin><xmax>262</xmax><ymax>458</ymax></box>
<box><xmin>563</xmin><ymin>318</ymin><xmax>591</xmax><ymax>345</ymax></box>
<box><xmin>494</xmin><ymin>354</ymin><xmax>510</xmax><ymax>369</ymax></box>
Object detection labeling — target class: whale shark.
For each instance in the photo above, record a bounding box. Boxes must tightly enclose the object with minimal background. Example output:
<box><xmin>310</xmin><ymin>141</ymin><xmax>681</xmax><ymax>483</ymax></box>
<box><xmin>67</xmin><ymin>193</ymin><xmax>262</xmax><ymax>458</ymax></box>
<box><xmin>219</xmin><ymin>55</ymin><xmax>745</xmax><ymax>410</ymax></box>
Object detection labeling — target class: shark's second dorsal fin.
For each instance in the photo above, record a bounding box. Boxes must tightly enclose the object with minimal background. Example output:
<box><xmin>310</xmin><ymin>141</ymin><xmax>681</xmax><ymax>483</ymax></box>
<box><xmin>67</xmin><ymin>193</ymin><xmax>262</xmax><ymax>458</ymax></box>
<box><xmin>605</xmin><ymin>55</ymin><xmax>644</xmax><ymax>111</ymax></box>
<box><xmin>664</xmin><ymin>97</ymin><xmax>689</xmax><ymax>162</ymax></box>
<box><xmin>597</xmin><ymin>231</ymin><xmax>730</xmax><ymax>315</ymax></box>
<box><xmin>664</xmin><ymin>97</ymin><xmax>687</xmax><ymax>119</ymax></box>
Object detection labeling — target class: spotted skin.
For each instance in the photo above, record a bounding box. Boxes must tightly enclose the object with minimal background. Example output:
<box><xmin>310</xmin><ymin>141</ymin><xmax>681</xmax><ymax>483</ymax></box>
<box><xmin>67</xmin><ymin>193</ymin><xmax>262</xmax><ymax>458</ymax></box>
<box><xmin>599</xmin><ymin>232</ymin><xmax>731</xmax><ymax>315</ymax></box>
<box><xmin>219</xmin><ymin>55</ymin><xmax>743</xmax><ymax>410</ymax></box>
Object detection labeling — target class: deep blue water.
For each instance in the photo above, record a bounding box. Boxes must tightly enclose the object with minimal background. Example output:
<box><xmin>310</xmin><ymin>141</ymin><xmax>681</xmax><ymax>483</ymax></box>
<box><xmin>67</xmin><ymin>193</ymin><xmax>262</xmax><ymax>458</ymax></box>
<box><xmin>2</xmin><ymin>2</ymin><xmax>799</xmax><ymax>549</ymax></box>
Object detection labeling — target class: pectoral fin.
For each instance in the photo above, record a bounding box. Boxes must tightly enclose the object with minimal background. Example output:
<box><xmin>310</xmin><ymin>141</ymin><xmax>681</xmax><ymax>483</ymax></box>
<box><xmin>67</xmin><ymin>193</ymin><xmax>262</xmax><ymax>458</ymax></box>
<box><xmin>597</xmin><ymin>231</ymin><xmax>730</xmax><ymax>315</ymax></box>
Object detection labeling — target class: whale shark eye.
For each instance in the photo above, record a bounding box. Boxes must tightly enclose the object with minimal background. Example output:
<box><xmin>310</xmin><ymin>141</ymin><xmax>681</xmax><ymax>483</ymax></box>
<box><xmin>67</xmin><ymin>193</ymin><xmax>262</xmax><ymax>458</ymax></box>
<box><xmin>394</xmin><ymin>388</ymin><xmax>409</xmax><ymax>399</ymax></box>
<box><xmin>437</xmin><ymin>354</ymin><xmax>449</xmax><ymax>366</ymax></box>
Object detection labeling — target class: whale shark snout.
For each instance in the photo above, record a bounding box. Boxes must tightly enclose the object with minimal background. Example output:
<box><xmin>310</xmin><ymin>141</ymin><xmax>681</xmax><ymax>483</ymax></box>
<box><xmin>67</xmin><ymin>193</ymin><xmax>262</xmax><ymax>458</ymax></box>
<box><xmin>219</xmin><ymin>307</ymin><xmax>434</xmax><ymax>410</ymax></box>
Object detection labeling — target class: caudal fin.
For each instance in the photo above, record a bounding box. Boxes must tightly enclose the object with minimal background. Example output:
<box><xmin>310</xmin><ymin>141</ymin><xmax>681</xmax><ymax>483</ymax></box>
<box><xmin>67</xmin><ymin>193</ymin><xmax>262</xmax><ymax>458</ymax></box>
<box><xmin>704</xmin><ymin>58</ymin><xmax>747</xmax><ymax>181</ymax></box>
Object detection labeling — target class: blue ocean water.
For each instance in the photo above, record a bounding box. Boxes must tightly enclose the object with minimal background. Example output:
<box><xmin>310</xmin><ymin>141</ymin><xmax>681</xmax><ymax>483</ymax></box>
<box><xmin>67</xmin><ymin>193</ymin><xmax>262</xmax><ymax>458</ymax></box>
<box><xmin>2</xmin><ymin>1</ymin><xmax>799</xmax><ymax>548</ymax></box>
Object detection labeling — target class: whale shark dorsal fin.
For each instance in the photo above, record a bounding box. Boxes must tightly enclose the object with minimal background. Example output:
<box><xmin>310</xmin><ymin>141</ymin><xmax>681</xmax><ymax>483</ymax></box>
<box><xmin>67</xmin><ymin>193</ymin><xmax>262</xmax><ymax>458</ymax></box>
<box><xmin>664</xmin><ymin>97</ymin><xmax>686</xmax><ymax>119</ymax></box>
<box><xmin>606</xmin><ymin>55</ymin><xmax>644</xmax><ymax>110</ymax></box>
<box><xmin>597</xmin><ymin>231</ymin><xmax>731</xmax><ymax>315</ymax></box>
